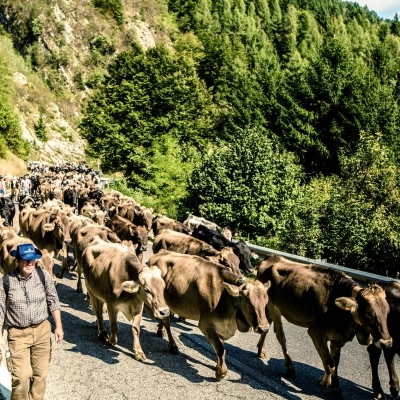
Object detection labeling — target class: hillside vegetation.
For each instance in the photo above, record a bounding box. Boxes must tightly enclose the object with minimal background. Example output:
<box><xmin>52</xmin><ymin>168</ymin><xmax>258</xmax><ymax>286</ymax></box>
<box><xmin>1</xmin><ymin>0</ymin><xmax>400</xmax><ymax>276</ymax></box>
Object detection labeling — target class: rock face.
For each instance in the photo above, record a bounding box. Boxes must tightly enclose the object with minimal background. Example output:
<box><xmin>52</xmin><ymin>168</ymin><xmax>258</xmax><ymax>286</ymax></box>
<box><xmin>1</xmin><ymin>0</ymin><xmax>161</xmax><ymax>164</ymax></box>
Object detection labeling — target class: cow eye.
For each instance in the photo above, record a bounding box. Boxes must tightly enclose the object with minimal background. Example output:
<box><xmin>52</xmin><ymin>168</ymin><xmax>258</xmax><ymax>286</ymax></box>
<box><xmin>365</xmin><ymin>309</ymin><xmax>373</xmax><ymax>319</ymax></box>
<box><xmin>144</xmin><ymin>287</ymin><xmax>151</xmax><ymax>294</ymax></box>
<box><xmin>246</xmin><ymin>298</ymin><xmax>251</xmax><ymax>305</ymax></box>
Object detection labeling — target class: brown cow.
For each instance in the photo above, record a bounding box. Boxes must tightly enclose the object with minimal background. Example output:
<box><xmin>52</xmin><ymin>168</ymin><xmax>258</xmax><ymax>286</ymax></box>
<box><xmin>106</xmin><ymin>215</ymin><xmax>148</xmax><ymax>263</ymax></box>
<box><xmin>80</xmin><ymin>203</ymin><xmax>106</xmax><ymax>225</ymax></box>
<box><xmin>153</xmin><ymin>229</ymin><xmax>220</xmax><ymax>258</ymax></box>
<box><xmin>23</xmin><ymin>207</ymin><xmax>72</xmax><ymax>276</ymax></box>
<box><xmin>0</xmin><ymin>226</ymin><xmax>55</xmax><ymax>280</ymax></box>
<box><xmin>153</xmin><ymin>229</ymin><xmax>242</xmax><ymax>275</ymax></box>
<box><xmin>69</xmin><ymin>220</ymin><xmax>121</xmax><ymax>292</ymax></box>
<box><xmin>256</xmin><ymin>254</ymin><xmax>392</xmax><ymax>398</ymax></box>
<box><xmin>151</xmin><ymin>215</ymin><xmax>189</xmax><ymax>237</ymax></box>
<box><xmin>153</xmin><ymin>250</ymin><xmax>270</xmax><ymax>380</ymax></box>
<box><xmin>81</xmin><ymin>236</ymin><xmax>172</xmax><ymax>360</ymax></box>
<box><xmin>148</xmin><ymin>250</ymin><xmax>245</xmax><ymax>286</ymax></box>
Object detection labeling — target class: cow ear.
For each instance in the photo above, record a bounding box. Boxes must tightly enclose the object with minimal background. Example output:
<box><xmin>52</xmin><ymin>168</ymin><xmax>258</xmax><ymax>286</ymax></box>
<box><xmin>335</xmin><ymin>297</ymin><xmax>358</xmax><ymax>312</ymax></box>
<box><xmin>263</xmin><ymin>280</ymin><xmax>271</xmax><ymax>291</ymax></box>
<box><xmin>121</xmin><ymin>280</ymin><xmax>140</xmax><ymax>293</ymax></box>
<box><xmin>222</xmin><ymin>282</ymin><xmax>240</xmax><ymax>297</ymax></box>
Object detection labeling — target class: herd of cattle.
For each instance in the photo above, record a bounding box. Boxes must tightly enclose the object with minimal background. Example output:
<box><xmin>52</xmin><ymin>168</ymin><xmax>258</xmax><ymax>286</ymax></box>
<box><xmin>0</xmin><ymin>168</ymin><xmax>399</xmax><ymax>400</ymax></box>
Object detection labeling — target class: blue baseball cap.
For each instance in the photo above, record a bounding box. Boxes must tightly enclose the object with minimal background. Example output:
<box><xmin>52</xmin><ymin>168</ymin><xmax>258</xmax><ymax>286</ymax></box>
<box><xmin>10</xmin><ymin>243</ymin><xmax>42</xmax><ymax>260</ymax></box>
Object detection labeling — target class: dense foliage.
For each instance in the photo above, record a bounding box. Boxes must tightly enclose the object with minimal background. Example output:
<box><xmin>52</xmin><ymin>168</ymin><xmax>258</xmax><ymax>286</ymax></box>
<box><xmin>0</xmin><ymin>43</ymin><xmax>30</xmax><ymax>159</ymax></box>
<box><xmin>80</xmin><ymin>0</ymin><xmax>400</xmax><ymax>276</ymax></box>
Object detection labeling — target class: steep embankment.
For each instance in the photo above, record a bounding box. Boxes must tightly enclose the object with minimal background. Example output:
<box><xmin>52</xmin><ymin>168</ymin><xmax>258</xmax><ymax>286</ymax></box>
<box><xmin>0</xmin><ymin>0</ymin><xmax>169</xmax><ymax>165</ymax></box>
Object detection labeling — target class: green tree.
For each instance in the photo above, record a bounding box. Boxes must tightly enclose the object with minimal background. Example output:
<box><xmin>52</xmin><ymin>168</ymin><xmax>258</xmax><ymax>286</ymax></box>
<box><xmin>34</xmin><ymin>113</ymin><xmax>48</xmax><ymax>142</ymax></box>
<box><xmin>81</xmin><ymin>43</ymin><xmax>216</xmax><ymax>186</ymax></box>
<box><xmin>183</xmin><ymin>127</ymin><xmax>302</xmax><ymax>241</ymax></box>
<box><xmin>321</xmin><ymin>132</ymin><xmax>400</xmax><ymax>277</ymax></box>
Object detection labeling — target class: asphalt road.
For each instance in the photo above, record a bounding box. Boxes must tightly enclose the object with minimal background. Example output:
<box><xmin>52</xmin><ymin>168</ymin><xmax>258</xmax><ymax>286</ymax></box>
<box><xmin>4</xmin><ymin>202</ymin><xmax>400</xmax><ymax>400</ymax></box>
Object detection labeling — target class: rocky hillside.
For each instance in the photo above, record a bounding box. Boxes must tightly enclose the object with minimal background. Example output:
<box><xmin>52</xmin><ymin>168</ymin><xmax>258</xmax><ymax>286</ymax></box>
<box><xmin>0</xmin><ymin>0</ymin><xmax>171</xmax><ymax>165</ymax></box>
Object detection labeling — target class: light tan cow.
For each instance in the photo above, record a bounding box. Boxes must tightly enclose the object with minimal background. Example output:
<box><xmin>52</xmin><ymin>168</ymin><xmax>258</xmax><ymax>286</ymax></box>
<box><xmin>152</xmin><ymin>249</ymin><xmax>270</xmax><ymax>380</ymax></box>
<box><xmin>153</xmin><ymin>229</ymin><xmax>241</xmax><ymax>274</ymax></box>
<box><xmin>81</xmin><ymin>236</ymin><xmax>172</xmax><ymax>360</ymax></box>
<box><xmin>68</xmin><ymin>220</ymin><xmax>121</xmax><ymax>292</ymax></box>
<box><xmin>0</xmin><ymin>226</ymin><xmax>54</xmax><ymax>279</ymax></box>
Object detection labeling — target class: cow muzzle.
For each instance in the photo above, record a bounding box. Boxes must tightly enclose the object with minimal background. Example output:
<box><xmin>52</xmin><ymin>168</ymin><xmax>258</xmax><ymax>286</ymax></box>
<box><xmin>255</xmin><ymin>324</ymin><xmax>270</xmax><ymax>334</ymax></box>
<box><xmin>64</xmin><ymin>239</ymin><xmax>72</xmax><ymax>245</ymax></box>
<box><xmin>155</xmin><ymin>307</ymin><xmax>170</xmax><ymax>319</ymax></box>
<box><xmin>375</xmin><ymin>338</ymin><xmax>393</xmax><ymax>349</ymax></box>
<box><xmin>141</xmin><ymin>246</ymin><xmax>148</xmax><ymax>251</ymax></box>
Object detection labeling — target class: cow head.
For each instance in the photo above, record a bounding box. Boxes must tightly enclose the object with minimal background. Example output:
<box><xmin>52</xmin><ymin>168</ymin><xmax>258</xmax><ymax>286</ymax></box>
<box><xmin>233</xmin><ymin>241</ymin><xmax>254</xmax><ymax>274</ymax></box>
<box><xmin>129</xmin><ymin>225</ymin><xmax>148</xmax><ymax>252</ymax></box>
<box><xmin>207</xmin><ymin>247</ymin><xmax>241</xmax><ymax>276</ymax></box>
<box><xmin>50</xmin><ymin>211</ymin><xmax>72</xmax><ymax>245</ymax></box>
<box><xmin>335</xmin><ymin>284</ymin><xmax>392</xmax><ymax>349</ymax></box>
<box><xmin>121</xmin><ymin>266</ymin><xmax>170</xmax><ymax>319</ymax></box>
<box><xmin>223</xmin><ymin>280</ymin><xmax>270</xmax><ymax>334</ymax></box>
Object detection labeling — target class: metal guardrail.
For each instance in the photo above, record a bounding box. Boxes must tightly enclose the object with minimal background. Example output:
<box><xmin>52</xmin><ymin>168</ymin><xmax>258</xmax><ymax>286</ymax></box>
<box><xmin>246</xmin><ymin>243</ymin><xmax>400</xmax><ymax>285</ymax></box>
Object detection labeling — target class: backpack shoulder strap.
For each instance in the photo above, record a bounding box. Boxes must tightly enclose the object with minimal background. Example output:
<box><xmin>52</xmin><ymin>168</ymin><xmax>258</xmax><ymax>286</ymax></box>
<box><xmin>35</xmin><ymin>267</ymin><xmax>46</xmax><ymax>289</ymax></box>
<box><xmin>2</xmin><ymin>274</ymin><xmax>9</xmax><ymax>297</ymax></box>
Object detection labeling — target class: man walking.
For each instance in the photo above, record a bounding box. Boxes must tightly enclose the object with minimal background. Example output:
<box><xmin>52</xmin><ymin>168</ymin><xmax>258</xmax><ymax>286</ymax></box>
<box><xmin>0</xmin><ymin>243</ymin><xmax>64</xmax><ymax>400</ymax></box>
<box><xmin>20</xmin><ymin>175</ymin><xmax>31</xmax><ymax>196</ymax></box>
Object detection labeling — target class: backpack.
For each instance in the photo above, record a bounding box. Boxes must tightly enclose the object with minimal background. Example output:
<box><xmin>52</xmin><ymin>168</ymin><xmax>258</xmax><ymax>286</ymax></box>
<box><xmin>2</xmin><ymin>267</ymin><xmax>50</xmax><ymax>315</ymax></box>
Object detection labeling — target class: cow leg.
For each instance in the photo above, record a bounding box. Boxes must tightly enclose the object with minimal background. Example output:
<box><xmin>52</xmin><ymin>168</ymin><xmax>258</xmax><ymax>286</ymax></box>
<box><xmin>107</xmin><ymin>304</ymin><xmax>119</xmax><ymax>345</ymax></box>
<box><xmin>199</xmin><ymin>322</ymin><xmax>227</xmax><ymax>381</ymax></box>
<box><xmin>76</xmin><ymin>263</ymin><xmax>84</xmax><ymax>293</ymax></box>
<box><xmin>256</xmin><ymin>330</ymin><xmax>268</xmax><ymax>359</ymax></box>
<box><xmin>131</xmin><ymin>305</ymin><xmax>146</xmax><ymax>361</ymax></box>
<box><xmin>56</xmin><ymin>245</ymin><xmax>69</xmax><ymax>279</ymax></box>
<box><xmin>308</xmin><ymin>328</ymin><xmax>340</xmax><ymax>395</ymax></box>
<box><xmin>267</xmin><ymin>304</ymin><xmax>295</xmax><ymax>378</ymax></box>
<box><xmin>161</xmin><ymin>316</ymin><xmax>178</xmax><ymax>355</ymax></box>
<box><xmin>329</xmin><ymin>341</ymin><xmax>343</xmax><ymax>399</ymax></box>
<box><xmin>383</xmin><ymin>347</ymin><xmax>399</xmax><ymax>399</ymax></box>
<box><xmin>88</xmin><ymin>290</ymin><xmax>107</xmax><ymax>340</ymax></box>
<box><xmin>368</xmin><ymin>344</ymin><xmax>385</xmax><ymax>400</ymax></box>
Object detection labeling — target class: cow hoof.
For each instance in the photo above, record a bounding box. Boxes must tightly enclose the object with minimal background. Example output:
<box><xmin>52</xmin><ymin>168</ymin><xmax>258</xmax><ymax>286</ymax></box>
<box><xmin>178</xmin><ymin>317</ymin><xmax>186</xmax><ymax>323</ymax></box>
<box><xmin>215</xmin><ymin>367</ymin><xmax>227</xmax><ymax>381</ymax></box>
<box><xmin>373</xmin><ymin>392</ymin><xmax>385</xmax><ymax>400</ymax></box>
<box><xmin>133</xmin><ymin>352</ymin><xmax>146</xmax><ymax>361</ymax></box>
<box><xmin>99</xmin><ymin>331</ymin><xmax>108</xmax><ymax>341</ymax></box>
<box><xmin>108</xmin><ymin>334</ymin><xmax>117</xmax><ymax>345</ymax></box>
<box><xmin>55</xmin><ymin>273</ymin><xmax>64</xmax><ymax>279</ymax></box>
<box><xmin>257</xmin><ymin>350</ymin><xmax>267</xmax><ymax>359</ymax></box>
<box><xmin>169</xmin><ymin>346</ymin><xmax>179</xmax><ymax>355</ymax></box>
<box><xmin>76</xmin><ymin>288</ymin><xmax>83</xmax><ymax>294</ymax></box>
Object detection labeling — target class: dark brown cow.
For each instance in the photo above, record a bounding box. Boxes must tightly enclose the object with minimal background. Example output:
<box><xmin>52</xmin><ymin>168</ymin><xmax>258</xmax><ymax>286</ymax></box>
<box><xmin>151</xmin><ymin>215</ymin><xmax>189</xmax><ymax>237</ymax></box>
<box><xmin>69</xmin><ymin>219</ymin><xmax>121</xmax><ymax>293</ymax></box>
<box><xmin>82</xmin><ymin>236</ymin><xmax>172</xmax><ymax>360</ymax></box>
<box><xmin>106</xmin><ymin>215</ymin><xmax>148</xmax><ymax>262</ymax></box>
<box><xmin>256</xmin><ymin>254</ymin><xmax>392</xmax><ymax>398</ymax></box>
<box><xmin>367</xmin><ymin>281</ymin><xmax>400</xmax><ymax>400</ymax></box>
<box><xmin>153</xmin><ymin>250</ymin><xmax>270</xmax><ymax>380</ymax></box>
